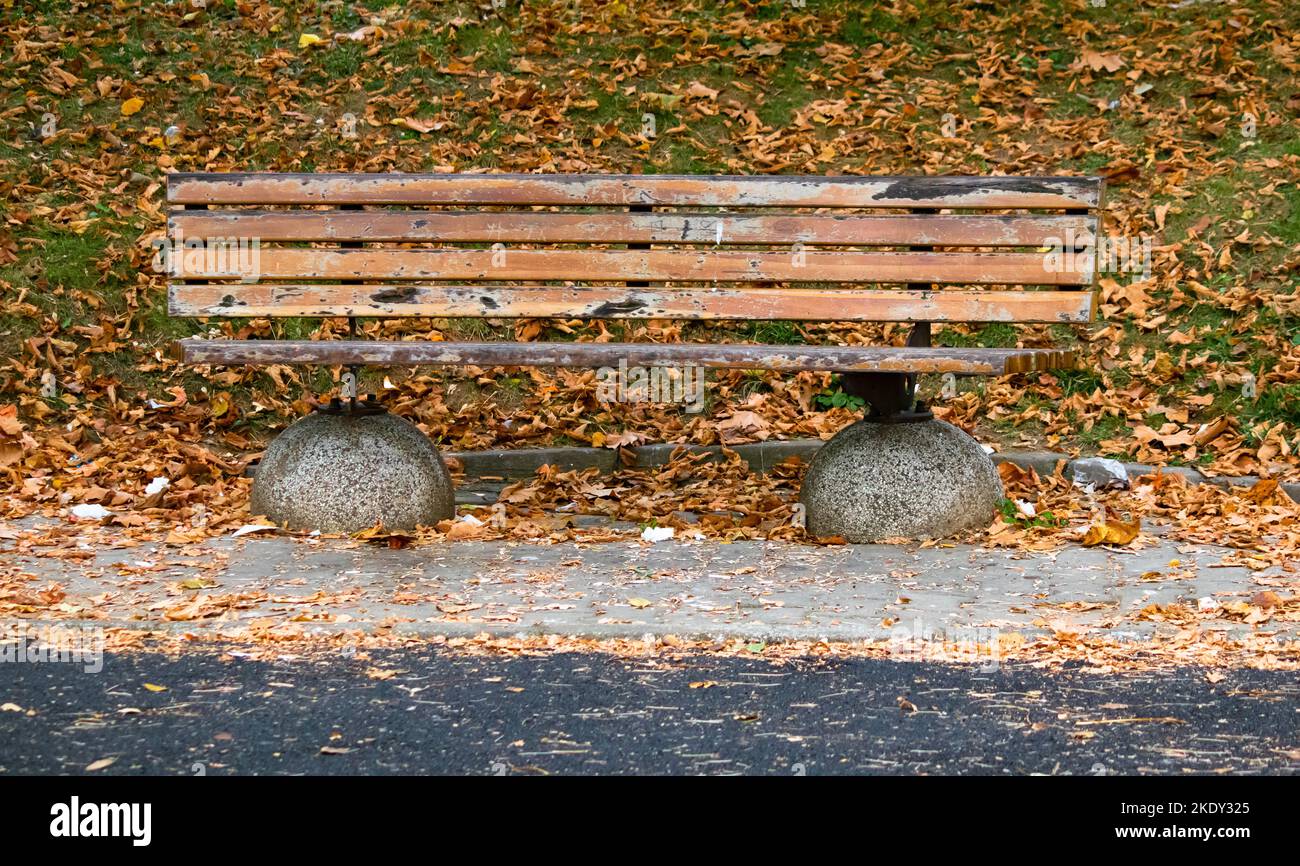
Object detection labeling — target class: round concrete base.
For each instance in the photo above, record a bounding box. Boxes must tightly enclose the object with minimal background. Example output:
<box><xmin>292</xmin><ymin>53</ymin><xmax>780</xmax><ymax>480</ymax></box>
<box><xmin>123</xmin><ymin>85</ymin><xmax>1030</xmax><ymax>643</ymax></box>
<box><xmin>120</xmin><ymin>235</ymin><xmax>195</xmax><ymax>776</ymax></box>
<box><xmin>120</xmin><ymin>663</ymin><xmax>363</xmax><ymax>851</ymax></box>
<box><xmin>800</xmin><ymin>419</ymin><xmax>1002</xmax><ymax>543</ymax></box>
<box><xmin>250</xmin><ymin>412</ymin><xmax>454</xmax><ymax>533</ymax></box>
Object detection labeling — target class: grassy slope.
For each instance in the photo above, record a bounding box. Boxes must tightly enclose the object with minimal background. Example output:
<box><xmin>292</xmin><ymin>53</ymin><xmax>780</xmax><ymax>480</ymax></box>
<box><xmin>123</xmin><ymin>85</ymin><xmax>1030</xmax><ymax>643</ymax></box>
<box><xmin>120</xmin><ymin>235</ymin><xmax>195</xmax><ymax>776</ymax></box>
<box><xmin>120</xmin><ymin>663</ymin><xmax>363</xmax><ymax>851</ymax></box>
<box><xmin>1</xmin><ymin>0</ymin><xmax>1299</xmax><ymax>473</ymax></box>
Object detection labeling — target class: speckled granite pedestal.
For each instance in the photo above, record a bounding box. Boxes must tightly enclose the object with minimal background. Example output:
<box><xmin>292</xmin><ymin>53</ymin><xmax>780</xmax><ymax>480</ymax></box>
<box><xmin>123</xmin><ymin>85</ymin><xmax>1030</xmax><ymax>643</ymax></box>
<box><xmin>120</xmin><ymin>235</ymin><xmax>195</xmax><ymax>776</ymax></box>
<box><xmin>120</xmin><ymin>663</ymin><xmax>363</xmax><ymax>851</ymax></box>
<box><xmin>250</xmin><ymin>412</ymin><xmax>454</xmax><ymax>533</ymax></box>
<box><xmin>800</xmin><ymin>419</ymin><xmax>1002</xmax><ymax>542</ymax></box>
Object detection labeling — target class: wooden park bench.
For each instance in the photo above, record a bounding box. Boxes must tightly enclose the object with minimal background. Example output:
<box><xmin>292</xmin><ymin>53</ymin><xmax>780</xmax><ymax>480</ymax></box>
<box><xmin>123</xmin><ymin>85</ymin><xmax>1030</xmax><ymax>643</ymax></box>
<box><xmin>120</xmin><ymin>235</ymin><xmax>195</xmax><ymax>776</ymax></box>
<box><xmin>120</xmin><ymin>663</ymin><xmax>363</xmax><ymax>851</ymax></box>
<box><xmin>161</xmin><ymin>172</ymin><xmax>1102</xmax><ymax>538</ymax></box>
<box><xmin>166</xmin><ymin>172</ymin><xmax>1099</xmax><ymax>417</ymax></box>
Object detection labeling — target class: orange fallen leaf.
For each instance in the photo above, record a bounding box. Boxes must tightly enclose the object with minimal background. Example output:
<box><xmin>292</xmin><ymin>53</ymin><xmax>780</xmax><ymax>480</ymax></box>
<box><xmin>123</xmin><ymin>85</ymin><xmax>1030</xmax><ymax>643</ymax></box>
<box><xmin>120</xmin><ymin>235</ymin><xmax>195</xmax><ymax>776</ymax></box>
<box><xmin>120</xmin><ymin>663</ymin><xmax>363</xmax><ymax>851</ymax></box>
<box><xmin>1082</xmin><ymin>49</ymin><xmax>1126</xmax><ymax>72</ymax></box>
<box><xmin>1081</xmin><ymin>517</ymin><xmax>1140</xmax><ymax>547</ymax></box>
<box><xmin>1249</xmin><ymin>591</ymin><xmax>1282</xmax><ymax>609</ymax></box>
<box><xmin>1240</xmin><ymin>479</ymin><xmax>1293</xmax><ymax>507</ymax></box>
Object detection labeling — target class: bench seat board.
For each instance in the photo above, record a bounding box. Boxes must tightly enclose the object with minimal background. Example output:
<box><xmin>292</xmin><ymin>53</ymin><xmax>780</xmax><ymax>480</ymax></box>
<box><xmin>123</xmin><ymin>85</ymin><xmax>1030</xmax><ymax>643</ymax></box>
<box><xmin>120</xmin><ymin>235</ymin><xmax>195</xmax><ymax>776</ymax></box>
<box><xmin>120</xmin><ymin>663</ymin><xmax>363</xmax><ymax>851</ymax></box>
<box><xmin>169</xmin><ymin>211</ymin><xmax>1096</xmax><ymax>247</ymax></box>
<box><xmin>176</xmin><ymin>248</ymin><xmax>1091</xmax><ymax>285</ymax></box>
<box><xmin>170</xmin><ymin>284</ymin><xmax>1095</xmax><ymax>323</ymax></box>
<box><xmin>177</xmin><ymin>339</ymin><xmax>1075</xmax><ymax>375</ymax></box>
<box><xmin>168</xmin><ymin>173</ymin><xmax>1102</xmax><ymax>209</ymax></box>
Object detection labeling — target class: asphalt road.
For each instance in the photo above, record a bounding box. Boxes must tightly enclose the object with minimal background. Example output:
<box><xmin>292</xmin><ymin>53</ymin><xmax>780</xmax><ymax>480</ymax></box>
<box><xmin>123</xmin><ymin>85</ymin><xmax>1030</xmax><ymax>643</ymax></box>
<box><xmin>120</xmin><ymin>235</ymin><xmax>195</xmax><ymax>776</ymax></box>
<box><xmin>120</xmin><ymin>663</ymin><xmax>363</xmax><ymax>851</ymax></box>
<box><xmin>1</xmin><ymin>649</ymin><xmax>1297</xmax><ymax>775</ymax></box>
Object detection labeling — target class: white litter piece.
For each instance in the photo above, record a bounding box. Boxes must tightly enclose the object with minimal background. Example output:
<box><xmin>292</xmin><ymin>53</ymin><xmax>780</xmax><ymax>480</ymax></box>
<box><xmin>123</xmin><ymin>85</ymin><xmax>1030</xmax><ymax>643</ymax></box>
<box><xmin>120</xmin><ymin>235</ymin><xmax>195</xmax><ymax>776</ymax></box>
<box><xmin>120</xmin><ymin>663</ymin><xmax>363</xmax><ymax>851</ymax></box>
<box><xmin>69</xmin><ymin>504</ymin><xmax>112</xmax><ymax>521</ymax></box>
<box><xmin>459</xmin><ymin>513</ymin><xmax>484</xmax><ymax>527</ymax></box>
<box><xmin>1198</xmin><ymin>596</ymin><xmax>1219</xmax><ymax>613</ymax></box>
<box><xmin>1071</xmin><ymin>457</ymin><xmax>1130</xmax><ymax>490</ymax></box>
<box><xmin>640</xmin><ymin>526</ymin><xmax>675</xmax><ymax>542</ymax></box>
<box><xmin>231</xmin><ymin>523</ymin><xmax>277</xmax><ymax>538</ymax></box>
<box><xmin>144</xmin><ymin>477</ymin><xmax>170</xmax><ymax>496</ymax></box>
<box><xmin>1015</xmin><ymin>499</ymin><xmax>1037</xmax><ymax>519</ymax></box>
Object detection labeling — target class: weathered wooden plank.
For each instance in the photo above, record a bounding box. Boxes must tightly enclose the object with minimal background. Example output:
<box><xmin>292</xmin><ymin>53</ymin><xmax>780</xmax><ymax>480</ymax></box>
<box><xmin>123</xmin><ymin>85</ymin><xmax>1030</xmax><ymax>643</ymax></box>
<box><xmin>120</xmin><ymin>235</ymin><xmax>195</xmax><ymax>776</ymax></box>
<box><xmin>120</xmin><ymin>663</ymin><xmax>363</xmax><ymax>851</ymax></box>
<box><xmin>168</xmin><ymin>211</ymin><xmax>1097</xmax><ymax>247</ymax></box>
<box><xmin>176</xmin><ymin>339</ymin><xmax>1076</xmax><ymax>375</ymax></box>
<box><xmin>170</xmin><ymin>283</ymin><xmax>1095</xmax><ymax>323</ymax></box>
<box><xmin>179</xmin><ymin>248</ymin><xmax>1089</xmax><ymax>285</ymax></box>
<box><xmin>167</xmin><ymin>173</ymin><xmax>1103</xmax><ymax>209</ymax></box>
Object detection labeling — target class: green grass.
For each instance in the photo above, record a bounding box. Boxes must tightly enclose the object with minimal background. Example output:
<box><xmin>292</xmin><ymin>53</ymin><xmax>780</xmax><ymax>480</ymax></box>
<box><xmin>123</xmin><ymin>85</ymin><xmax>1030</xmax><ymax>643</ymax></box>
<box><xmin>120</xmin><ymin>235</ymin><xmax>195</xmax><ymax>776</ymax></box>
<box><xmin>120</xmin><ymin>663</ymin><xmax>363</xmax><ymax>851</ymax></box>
<box><xmin>1271</xmin><ymin>181</ymin><xmax>1300</xmax><ymax>246</ymax></box>
<box><xmin>935</xmin><ymin>323</ymin><xmax>1017</xmax><ymax>349</ymax></box>
<box><xmin>1238</xmin><ymin>382</ymin><xmax>1300</xmax><ymax>432</ymax></box>
<box><xmin>1053</xmin><ymin>369</ymin><xmax>1107</xmax><ymax>398</ymax></box>
<box><xmin>454</xmin><ymin>23</ymin><xmax>516</xmax><ymax>72</ymax></box>
<box><xmin>318</xmin><ymin>43</ymin><xmax>366</xmax><ymax>80</ymax></box>
<box><xmin>738</xmin><ymin>320</ymin><xmax>805</xmax><ymax>344</ymax></box>
<box><xmin>3</xmin><ymin>0</ymin><xmax>1300</xmax><ymax>458</ymax></box>
<box><xmin>0</xmin><ymin>227</ymin><xmax>112</xmax><ymax>334</ymax></box>
<box><xmin>756</xmin><ymin>54</ymin><xmax>816</xmax><ymax>128</ymax></box>
<box><xmin>1076</xmin><ymin>414</ymin><xmax>1131</xmax><ymax>454</ymax></box>
<box><xmin>997</xmin><ymin>497</ymin><xmax>1065</xmax><ymax>529</ymax></box>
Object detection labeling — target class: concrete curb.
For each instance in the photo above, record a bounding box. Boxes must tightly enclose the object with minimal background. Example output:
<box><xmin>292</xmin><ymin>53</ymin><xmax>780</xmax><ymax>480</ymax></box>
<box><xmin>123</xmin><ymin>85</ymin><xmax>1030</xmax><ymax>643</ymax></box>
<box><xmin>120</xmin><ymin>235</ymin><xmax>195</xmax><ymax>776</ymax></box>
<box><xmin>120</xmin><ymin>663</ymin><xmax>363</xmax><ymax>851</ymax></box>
<box><xmin>249</xmin><ymin>439</ymin><xmax>1299</xmax><ymax>502</ymax></box>
<box><xmin>445</xmin><ymin>441</ymin><xmax>1300</xmax><ymax>501</ymax></box>
<box><xmin>445</xmin><ymin>439</ymin><xmax>819</xmax><ymax>478</ymax></box>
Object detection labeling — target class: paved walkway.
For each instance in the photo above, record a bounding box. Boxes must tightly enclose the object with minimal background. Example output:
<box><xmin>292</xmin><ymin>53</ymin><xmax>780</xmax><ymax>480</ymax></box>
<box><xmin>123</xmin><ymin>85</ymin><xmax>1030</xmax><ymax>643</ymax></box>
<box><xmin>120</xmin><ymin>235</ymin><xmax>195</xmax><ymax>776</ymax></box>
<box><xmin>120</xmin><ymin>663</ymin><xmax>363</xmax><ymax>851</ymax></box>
<box><xmin>3</xmin><ymin>515</ymin><xmax>1292</xmax><ymax>645</ymax></box>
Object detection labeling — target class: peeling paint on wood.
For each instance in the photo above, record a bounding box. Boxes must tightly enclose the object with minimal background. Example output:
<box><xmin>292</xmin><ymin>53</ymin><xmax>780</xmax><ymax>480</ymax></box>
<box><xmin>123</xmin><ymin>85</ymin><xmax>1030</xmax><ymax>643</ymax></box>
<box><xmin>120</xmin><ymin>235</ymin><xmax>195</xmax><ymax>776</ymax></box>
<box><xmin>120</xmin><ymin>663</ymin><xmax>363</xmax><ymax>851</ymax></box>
<box><xmin>167</xmin><ymin>173</ymin><xmax>1103</xmax><ymax>209</ymax></box>
<box><xmin>163</xmin><ymin>172</ymin><xmax>1100</xmax><ymax>377</ymax></box>
<box><xmin>179</xmin><ymin>248</ymin><xmax>1090</xmax><ymax>285</ymax></box>
<box><xmin>169</xmin><ymin>211</ymin><xmax>1097</xmax><ymax>247</ymax></box>
<box><xmin>169</xmin><ymin>284</ymin><xmax>1096</xmax><ymax>323</ymax></box>
<box><xmin>177</xmin><ymin>339</ymin><xmax>1077</xmax><ymax>375</ymax></box>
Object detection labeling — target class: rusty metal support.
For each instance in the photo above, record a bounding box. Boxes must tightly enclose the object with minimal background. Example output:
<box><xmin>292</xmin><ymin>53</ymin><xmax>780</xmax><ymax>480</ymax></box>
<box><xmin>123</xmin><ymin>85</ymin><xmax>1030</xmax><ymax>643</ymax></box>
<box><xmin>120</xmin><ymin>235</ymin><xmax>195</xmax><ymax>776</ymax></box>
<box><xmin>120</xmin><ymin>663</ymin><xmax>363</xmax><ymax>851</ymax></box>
<box><xmin>316</xmin><ymin>308</ymin><xmax>383</xmax><ymax>415</ymax></box>
<box><xmin>313</xmin><ymin>395</ymin><xmax>386</xmax><ymax>416</ymax></box>
<box><xmin>840</xmin><ymin>369</ymin><xmax>933</xmax><ymax>422</ymax></box>
<box><xmin>839</xmin><ymin>207</ymin><xmax>937</xmax><ymax>422</ymax></box>
<box><xmin>627</xmin><ymin>202</ymin><xmax>651</xmax><ymax>289</ymax></box>
<box><xmin>337</xmin><ymin>203</ymin><xmax>375</xmax><ymax>416</ymax></box>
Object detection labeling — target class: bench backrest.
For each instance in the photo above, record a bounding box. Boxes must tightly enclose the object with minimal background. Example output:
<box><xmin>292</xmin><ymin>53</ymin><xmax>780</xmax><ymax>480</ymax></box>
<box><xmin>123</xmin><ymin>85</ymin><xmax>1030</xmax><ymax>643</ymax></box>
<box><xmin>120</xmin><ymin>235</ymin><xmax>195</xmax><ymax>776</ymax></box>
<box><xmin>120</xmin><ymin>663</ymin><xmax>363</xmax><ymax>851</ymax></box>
<box><xmin>165</xmin><ymin>173</ymin><xmax>1102</xmax><ymax>325</ymax></box>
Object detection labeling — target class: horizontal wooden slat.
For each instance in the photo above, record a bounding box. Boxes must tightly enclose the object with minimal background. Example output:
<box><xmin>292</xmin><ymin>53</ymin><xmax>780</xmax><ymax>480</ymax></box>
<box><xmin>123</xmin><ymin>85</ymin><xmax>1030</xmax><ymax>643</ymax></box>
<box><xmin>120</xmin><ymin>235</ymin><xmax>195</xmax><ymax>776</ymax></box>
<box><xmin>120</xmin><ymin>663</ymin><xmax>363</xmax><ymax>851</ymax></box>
<box><xmin>168</xmin><ymin>211</ymin><xmax>1097</xmax><ymax>247</ymax></box>
<box><xmin>170</xmin><ymin>284</ymin><xmax>1095</xmax><ymax>323</ymax></box>
<box><xmin>178</xmin><ymin>249</ymin><xmax>1089</xmax><ymax>285</ymax></box>
<box><xmin>168</xmin><ymin>173</ymin><xmax>1103</xmax><ymax>209</ymax></box>
<box><xmin>176</xmin><ymin>339</ymin><xmax>1076</xmax><ymax>375</ymax></box>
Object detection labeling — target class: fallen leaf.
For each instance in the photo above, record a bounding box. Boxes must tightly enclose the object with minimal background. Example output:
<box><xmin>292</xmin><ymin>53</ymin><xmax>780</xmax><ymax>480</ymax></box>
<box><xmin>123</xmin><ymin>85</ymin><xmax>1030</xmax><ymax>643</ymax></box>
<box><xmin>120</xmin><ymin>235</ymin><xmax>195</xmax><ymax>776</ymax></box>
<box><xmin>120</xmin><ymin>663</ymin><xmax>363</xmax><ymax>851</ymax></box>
<box><xmin>1249</xmin><ymin>591</ymin><xmax>1282</xmax><ymax>609</ymax></box>
<box><xmin>1082</xmin><ymin>49</ymin><xmax>1126</xmax><ymax>72</ymax></box>
<box><xmin>1081</xmin><ymin>517</ymin><xmax>1140</xmax><ymax>547</ymax></box>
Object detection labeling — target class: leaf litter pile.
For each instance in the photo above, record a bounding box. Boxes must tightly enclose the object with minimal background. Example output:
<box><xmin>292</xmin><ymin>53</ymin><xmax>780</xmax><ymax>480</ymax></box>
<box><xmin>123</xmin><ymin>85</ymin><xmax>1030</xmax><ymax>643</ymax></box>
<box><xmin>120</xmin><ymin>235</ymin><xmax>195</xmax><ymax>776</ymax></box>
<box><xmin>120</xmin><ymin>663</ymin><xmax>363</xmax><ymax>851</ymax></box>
<box><xmin>3</xmin><ymin>1</ymin><xmax>1300</xmax><ymax>667</ymax></box>
<box><xmin>5</xmin><ymin>444</ymin><xmax>1300</xmax><ymax>671</ymax></box>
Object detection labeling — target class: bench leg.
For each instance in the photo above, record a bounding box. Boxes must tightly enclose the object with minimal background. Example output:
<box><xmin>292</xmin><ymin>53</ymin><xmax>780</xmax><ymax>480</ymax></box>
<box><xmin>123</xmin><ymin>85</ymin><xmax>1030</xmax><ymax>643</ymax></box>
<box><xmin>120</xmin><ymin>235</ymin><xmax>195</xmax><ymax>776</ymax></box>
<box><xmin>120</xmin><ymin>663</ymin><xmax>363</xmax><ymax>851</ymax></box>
<box><xmin>798</xmin><ymin>415</ymin><xmax>1002</xmax><ymax>543</ymax></box>
<box><xmin>840</xmin><ymin>322</ymin><xmax>932</xmax><ymax>422</ymax></box>
<box><xmin>841</xmin><ymin>371</ymin><xmax>932</xmax><ymax>422</ymax></box>
<box><xmin>250</xmin><ymin>409</ymin><xmax>454</xmax><ymax>533</ymax></box>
